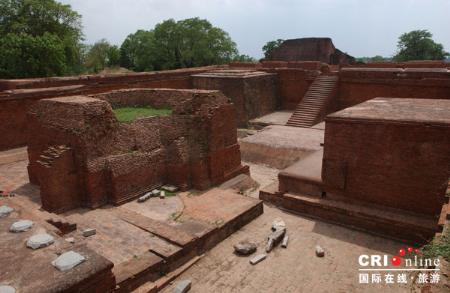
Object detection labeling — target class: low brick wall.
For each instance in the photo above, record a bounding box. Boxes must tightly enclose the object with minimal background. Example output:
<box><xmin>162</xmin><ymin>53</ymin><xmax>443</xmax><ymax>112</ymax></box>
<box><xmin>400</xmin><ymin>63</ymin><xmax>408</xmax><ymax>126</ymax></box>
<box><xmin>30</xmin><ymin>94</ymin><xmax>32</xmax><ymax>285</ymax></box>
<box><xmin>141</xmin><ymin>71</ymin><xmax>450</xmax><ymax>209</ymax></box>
<box><xmin>337</xmin><ymin>68</ymin><xmax>450</xmax><ymax>110</ymax></box>
<box><xmin>0</xmin><ymin>66</ymin><xmax>222</xmax><ymax>150</ymax></box>
<box><xmin>27</xmin><ymin>89</ymin><xmax>247</xmax><ymax>213</ymax></box>
<box><xmin>322</xmin><ymin>98</ymin><xmax>450</xmax><ymax>217</ymax></box>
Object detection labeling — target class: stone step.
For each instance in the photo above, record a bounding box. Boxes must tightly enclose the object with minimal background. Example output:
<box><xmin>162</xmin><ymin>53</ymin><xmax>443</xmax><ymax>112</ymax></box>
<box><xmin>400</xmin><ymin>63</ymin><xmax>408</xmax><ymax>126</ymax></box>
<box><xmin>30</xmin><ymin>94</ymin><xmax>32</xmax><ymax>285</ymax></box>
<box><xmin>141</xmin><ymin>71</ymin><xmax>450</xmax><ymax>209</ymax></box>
<box><xmin>279</xmin><ymin>193</ymin><xmax>437</xmax><ymax>243</ymax></box>
<box><xmin>286</xmin><ymin>75</ymin><xmax>338</xmax><ymax>128</ymax></box>
<box><xmin>289</xmin><ymin>116</ymin><xmax>315</xmax><ymax>121</ymax></box>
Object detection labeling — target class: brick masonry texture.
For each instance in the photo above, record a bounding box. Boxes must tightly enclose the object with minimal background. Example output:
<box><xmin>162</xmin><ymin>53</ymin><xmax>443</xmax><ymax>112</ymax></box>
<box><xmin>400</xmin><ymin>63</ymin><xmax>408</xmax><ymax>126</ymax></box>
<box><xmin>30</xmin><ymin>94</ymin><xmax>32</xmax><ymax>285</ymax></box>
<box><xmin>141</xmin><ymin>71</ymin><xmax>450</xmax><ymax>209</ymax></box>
<box><xmin>191</xmin><ymin>70</ymin><xmax>278</xmax><ymax>127</ymax></box>
<box><xmin>1</xmin><ymin>62</ymin><xmax>450</xmax><ymax>151</ymax></box>
<box><xmin>322</xmin><ymin>98</ymin><xmax>450</xmax><ymax>216</ymax></box>
<box><xmin>26</xmin><ymin>89</ymin><xmax>248</xmax><ymax>213</ymax></box>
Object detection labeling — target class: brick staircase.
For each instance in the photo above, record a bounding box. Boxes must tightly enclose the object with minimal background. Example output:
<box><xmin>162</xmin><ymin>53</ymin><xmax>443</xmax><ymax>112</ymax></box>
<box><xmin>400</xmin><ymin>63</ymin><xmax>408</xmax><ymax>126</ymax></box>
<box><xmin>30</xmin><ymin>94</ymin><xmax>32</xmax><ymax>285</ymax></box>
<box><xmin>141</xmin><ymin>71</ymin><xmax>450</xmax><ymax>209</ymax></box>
<box><xmin>36</xmin><ymin>145</ymin><xmax>71</xmax><ymax>168</ymax></box>
<box><xmin>286</xmin><ymin>75</ymin><xmax>338</xmax><ymax>128</ymax></box>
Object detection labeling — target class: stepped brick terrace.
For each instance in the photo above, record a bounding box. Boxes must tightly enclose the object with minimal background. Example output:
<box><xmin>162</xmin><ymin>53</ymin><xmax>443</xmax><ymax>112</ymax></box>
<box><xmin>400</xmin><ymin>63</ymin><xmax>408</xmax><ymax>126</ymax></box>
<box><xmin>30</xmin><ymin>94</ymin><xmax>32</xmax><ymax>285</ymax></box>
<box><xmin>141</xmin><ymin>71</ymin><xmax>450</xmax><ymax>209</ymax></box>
<box><xmin>1</xmin><ymin>58</ymin><xmax>450</xmax><ymax>292</ymax></box>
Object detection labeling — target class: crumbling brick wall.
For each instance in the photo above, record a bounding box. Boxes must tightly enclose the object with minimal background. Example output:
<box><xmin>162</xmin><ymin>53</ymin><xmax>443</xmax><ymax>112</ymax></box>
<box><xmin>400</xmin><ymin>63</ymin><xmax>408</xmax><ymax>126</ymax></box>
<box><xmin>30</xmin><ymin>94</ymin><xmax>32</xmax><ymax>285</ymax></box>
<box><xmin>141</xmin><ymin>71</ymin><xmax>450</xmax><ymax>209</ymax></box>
<box><xmin>27</xmin><ymin>89</ymin><xmax>248</xmax><ymax>213</ymax></box>
<box><xmin>191</xmin><ymin>70</ymin><xmax>277</xmax><ymax>127</ymax></box>
<box><xmin>0</xmin><ymin>66</ymin><xmax>222</xmax><ymax>151</ymax></box>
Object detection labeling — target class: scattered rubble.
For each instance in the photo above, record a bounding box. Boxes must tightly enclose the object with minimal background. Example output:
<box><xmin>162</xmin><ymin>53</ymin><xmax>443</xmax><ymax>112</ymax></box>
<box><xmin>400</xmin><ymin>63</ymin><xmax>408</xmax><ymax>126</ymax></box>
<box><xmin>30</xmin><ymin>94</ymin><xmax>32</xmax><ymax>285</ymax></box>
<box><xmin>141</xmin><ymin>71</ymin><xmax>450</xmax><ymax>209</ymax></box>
<box><xmin>82</xmin><ymin>228</ymin><xmax>96</xmax><ymax>237</ymax></box>
<box><xmin>0</xmin><ymin>285</ymin><xmax>15</xmax><ymax>293</ymax></box>
<box><xmin>173</xmin><ymin>279</ymin><xmax>192</xmax><ymax>293</ymax></box>
<box><xmin>315</xmin><ymin>245</ymin><xmax>325</xmax><ymax>257</ymax></box>
<box><xmin>65</xmin><ymin>237</ymin><xmax>75</xmax><ymax>243</ymax></box>
<box><xmin>52</xmin><ymin>251</ymin><xmax>86</xmax><ymax>271</ymax></box>
<box><xmin>160</xmin><ymin>191</ymin><xmax>166</xmax><ymax>199</ymax></box>
<box><xmin>152</xmin><ymin>189</ymin><xmax>161</xmax><ymax>196</ymax></box>
<box><xmin>281</xmin><ymin>235</ymin><xmax>289</xmax><ymax>248</ymax></box>
<box><xmin>271</xmin><ymin>218</ymin><xmax>286</xmax><ymax>231</ymax></box>
<box><xmin>265</xmin><ymin>238</ymin><xmax>274</xmax><ymax>253</ymax></box>
<box><xmin>250</xmin><ymin>254</ymin><xmax>267</xmax><ymax>265</ymax></box>
<box><xmin>9</xmin><ymin>220</ymin><xmax>34</xmax><ymax>232</ymax></box>
<box><xmin>162</xmin><ymin>185</ymin><xmax>178</xmax><ymax>193</ymax></box>
<box><xmin>137</xmin><ymin>192</ymin><xmax>152</xmax><ymax>203</ymax></box>
<box><xmin>26</xmin><ymin>233</ymin><xmax>54</xmax><ymax>249</ymax></box>
<box><xmin>0</xmin><ymin>205</ymin><xmax>13</xmax><ymax>218</ymax></box>
<box><xmin>266</xmin><ymin>227</ymin><xmax>286</xmax><ymax>252</ymax></box>
<box><xmin>233</xmin><ymin>241</ymin><xmax>257</xmax><ymax>255</ymax></box>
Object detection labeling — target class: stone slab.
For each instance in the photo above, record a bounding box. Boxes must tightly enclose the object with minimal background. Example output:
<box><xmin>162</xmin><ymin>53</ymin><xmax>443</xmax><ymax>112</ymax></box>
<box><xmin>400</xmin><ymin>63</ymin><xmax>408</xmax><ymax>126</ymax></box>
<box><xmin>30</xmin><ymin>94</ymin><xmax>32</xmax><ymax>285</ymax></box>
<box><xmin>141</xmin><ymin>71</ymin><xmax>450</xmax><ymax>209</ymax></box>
<box><xmin>26</xmin><ymin>233</ymin><xmax>54</xmax><ymax>249</ymax></box>
<box><xmin>240</xmin><ymin>125</ymin><xmax>324</xmax><ymax>169</ymax></box>
<box><xmin>116</xmin><ymin>208</ymin><xmax>195</xmax><ymax>247</ymax></box>
<box><xmin>173</xmin><ymin>279</ymin><xmax>191</xmax><ymax>293</ymax></box>
<box><xmin>249</xmin><ymin>111</ymin><xmax>294</xmax><ymax>128</ymax></box>
<box><xmin>9</xmin><ymin>220</ymin><xmax>33</xmax><ymax>232</ymax></box>
<box><xmin>249</xmin><ymin>254</ymin><xmax>267</xmax><ymax>265</ymax></box>
<box><xmin>52</xmin><ymin>251</ymin><xmax>86</xmax><ymax>271</ymax></box>
<box><xmin>327</xmin><ymin>97</ymin><xmax>450</xmax><ymax>125</ymax></box>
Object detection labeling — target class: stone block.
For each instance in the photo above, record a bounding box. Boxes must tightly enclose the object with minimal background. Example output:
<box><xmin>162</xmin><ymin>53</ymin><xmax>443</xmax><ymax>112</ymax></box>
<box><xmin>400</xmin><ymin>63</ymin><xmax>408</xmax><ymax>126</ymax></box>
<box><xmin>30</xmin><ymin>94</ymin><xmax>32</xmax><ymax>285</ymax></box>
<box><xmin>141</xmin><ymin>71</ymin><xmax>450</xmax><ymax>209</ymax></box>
<box><xmin>9</xmin><ymin>220</ymin><xmax>33</xmax><ymax>232</ymax></box>
<box><xmin>249</xmin><ymin>254</ymin><xmax>267</xmax><ymax>265</ymax></box>
<box><xmin>26</xmin><ymin>233</ymin><xmax>54</xmax><ymax>249</ymax></box>
<box><xmin>52</xmin><ymin>251</ymin><xmax>86</xmax><ymax>272</ymax></box>
<box><xmin>173</xmin><ymin>279</ymin><xmax>192</xmax><ymax>293</ymax></box>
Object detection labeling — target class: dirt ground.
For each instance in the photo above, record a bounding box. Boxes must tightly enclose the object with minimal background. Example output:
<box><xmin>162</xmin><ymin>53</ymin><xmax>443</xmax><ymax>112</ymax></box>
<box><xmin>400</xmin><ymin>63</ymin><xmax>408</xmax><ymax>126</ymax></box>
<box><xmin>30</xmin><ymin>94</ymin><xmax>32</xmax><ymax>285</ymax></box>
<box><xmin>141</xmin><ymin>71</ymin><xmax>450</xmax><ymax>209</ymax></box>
<box><xmin>161</xmin><ymin>162</ymin><xmax>447</xmax><ymax>293</ymax></box>
<box><xmin>1</xmin><ymin>152</ymin><xmax>447</xmax><ymax>293</ymax></box>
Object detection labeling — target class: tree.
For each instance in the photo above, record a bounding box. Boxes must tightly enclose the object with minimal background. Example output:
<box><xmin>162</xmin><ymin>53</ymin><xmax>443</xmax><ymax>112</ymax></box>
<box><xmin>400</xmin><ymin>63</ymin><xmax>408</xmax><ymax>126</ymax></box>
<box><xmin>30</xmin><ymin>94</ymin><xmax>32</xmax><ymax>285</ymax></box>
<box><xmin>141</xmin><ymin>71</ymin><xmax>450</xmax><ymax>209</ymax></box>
<box><xmin>120</xmin><ymin>18</ymin><xmax>238</xmax><ymax>71</ymax></box>
<box><xmin>394</xmin><ymin>30</ymin><xmax>448</xmax><ymax>61</ymax></box>
<box><xmin>369</xmin><ymin>55</ymin><xmax>387</xmax><ymax>62</ymax></box>
<box><xmin>84</xmin><ymin>39</ymin><xmax>120</xmax><ymax>73</ymax></box>
<box><xmin>262</xmin><ymin>39</ymin><xmax>284</xmax><ymax>59</ymax></box>
<box><xmin>233</xmin><ymin>54</ymin><xmax>256</xmax><ymax>62</ymax></box>
<box><xmin>0</xmin><ymin>0</ymin><xmax>83</xmax><ymax>78</ymax></box>
<box><xmin>120</xmin><ymin>30</ymin><xmax>157</xmax><ymax>71</ymax></box>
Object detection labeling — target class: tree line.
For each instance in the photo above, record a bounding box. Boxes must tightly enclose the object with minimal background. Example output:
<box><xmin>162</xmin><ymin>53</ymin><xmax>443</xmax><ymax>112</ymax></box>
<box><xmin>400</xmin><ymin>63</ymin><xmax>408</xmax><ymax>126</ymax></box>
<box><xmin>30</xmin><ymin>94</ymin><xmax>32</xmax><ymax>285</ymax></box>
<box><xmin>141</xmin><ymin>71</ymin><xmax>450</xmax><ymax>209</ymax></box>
<box><xmin>262</xmin><ymin>30</ymin><xmax>449</xmax><ymax>63</ymax></box>
<box><xmin>1</xmin><ymin>0</ymin><xmax>448</xmax><ymax>79</ymax></box>
<box><xmin>0</xmin><ymin>0</ymin><xmax>253</xmax><ymax>78</ymax></box>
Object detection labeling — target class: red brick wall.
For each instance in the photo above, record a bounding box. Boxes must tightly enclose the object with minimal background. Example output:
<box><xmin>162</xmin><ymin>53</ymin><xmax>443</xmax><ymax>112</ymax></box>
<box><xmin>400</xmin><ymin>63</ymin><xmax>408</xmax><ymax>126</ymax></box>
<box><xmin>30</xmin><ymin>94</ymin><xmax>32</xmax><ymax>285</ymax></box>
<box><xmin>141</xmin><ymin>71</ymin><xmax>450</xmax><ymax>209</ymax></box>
<box><xmin>269</xmin><ymin>68</ymin><xmax>317</xmax><ymax>109</ymax></box>
<box><xmin>0</xmin><ymin>66</ymin><xmax>221</xmax><ymax>151</ymax></box>
<box><xmin>337</xmin><ymin>69</ymin><xmax>450</xmax><ymax>110</ymax></box>
<box><xmin>322</xmin><ymin>120</ymin><xmax>450</xmax><ymax>216</ymax></box>
<box><xmin>192</xmin><ymin>72</ymin><xmax>277</xmax><ymax>127</ymax></box>
<box><xmin>27</xmin><ymin>89</ymin><xmax>247</xmax><ymax>212</ymax></box>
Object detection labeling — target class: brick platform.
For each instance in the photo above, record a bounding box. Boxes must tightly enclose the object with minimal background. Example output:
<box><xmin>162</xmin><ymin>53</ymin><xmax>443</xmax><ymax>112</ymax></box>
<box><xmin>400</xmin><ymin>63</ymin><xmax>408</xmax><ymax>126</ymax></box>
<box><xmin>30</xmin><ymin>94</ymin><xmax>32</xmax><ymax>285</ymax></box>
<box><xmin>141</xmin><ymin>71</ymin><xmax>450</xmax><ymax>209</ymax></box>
<box><xmin>260</xmin><ymin>98</ymin><xmax>450</xmax><ymax>243</ymax></box>
<box><xmin>0</xmin><ymin>149</ymin><xmax>263</xmax><ymax>292</ymax></box>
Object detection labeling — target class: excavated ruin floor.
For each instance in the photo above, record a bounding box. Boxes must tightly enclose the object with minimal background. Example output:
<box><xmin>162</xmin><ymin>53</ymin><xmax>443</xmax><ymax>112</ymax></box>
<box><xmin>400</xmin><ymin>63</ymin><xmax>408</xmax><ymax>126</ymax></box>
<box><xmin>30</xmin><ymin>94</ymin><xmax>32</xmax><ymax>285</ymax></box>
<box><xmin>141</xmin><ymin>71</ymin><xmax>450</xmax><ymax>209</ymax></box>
<box><xmin>239</xmin><ymin>125</ymin><xmax>324</xmax><ymax>169</ymax></box>
<box><xmin>0</xmin><ymin>149</ymin><xmax>262</xmax><ymax>292</ymax></box>
<box><xmin>248</xmin><ymin>110</ymin><xmax>294</xmax><ymax>129</ymax></box>
<box><xmin>1</xmin><ymin>149</ymin><xmax>449</xmax><ymax>292</ymax></box>
<box><xmin>160</xmin><ymin>162</ymin><xmax>450</xmax><ymax>293</ymax></box>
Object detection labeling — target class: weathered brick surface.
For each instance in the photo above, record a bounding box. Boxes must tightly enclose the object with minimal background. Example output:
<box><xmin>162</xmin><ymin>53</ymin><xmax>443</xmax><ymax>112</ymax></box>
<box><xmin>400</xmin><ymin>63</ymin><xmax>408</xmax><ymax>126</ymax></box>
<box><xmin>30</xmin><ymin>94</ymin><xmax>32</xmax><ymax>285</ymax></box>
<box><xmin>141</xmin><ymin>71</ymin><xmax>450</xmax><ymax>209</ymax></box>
<box><xmin>266</xmin><ymin>38</ymin><xmax>355</xmax><ymax>65</ymax></box>
<box><xmin>27</xmin><ymin>89</ymin><xmax>247</xmax><ymax>212</ymax></box>
<box><xmin>337</xmin><ymin>68</ymin><xmax>450</xmax><ymax>109</ymax></box>
<box><xmin>322</xmin><ymin>98</ymin><xmax>450</xmax><ymax>216</ymax></box>
<box><xmin>192</xmin><ymin>71</ymin><xmax>277</xmax><ymax>127</ymax></box>
<box><xmin>270</xmin><ymin>68</ymin><xmax>318</xmax><ymax>109</ymax></box>
<box><xmin>0</xmin><ymin>66</ymin><xmax>222</xmax><ymax>150</ymax></box>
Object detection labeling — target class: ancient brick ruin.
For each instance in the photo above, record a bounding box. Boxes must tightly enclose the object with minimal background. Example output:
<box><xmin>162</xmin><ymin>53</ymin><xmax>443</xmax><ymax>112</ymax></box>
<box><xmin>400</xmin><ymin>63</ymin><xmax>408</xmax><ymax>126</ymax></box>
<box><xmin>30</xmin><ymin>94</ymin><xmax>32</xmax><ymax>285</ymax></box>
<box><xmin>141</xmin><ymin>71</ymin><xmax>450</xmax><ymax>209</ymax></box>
<box><xmin>192</xmin><ymin>70</ymin><xmax>277</xmax><ymax>127</ymax></box>
<box><xmin>26</xmin><ymin>89</ymin><xmax>248</xmax><ymax>212</ymax></box>
<box><xmin>266</xmin><ymin>38</ymin><xmax>355</xmax><ymax>65</ymax></box>
<box><xmin>1</xmin><ymin>51</ymin><xmax>450</xmax><ymax>292</ymax></box>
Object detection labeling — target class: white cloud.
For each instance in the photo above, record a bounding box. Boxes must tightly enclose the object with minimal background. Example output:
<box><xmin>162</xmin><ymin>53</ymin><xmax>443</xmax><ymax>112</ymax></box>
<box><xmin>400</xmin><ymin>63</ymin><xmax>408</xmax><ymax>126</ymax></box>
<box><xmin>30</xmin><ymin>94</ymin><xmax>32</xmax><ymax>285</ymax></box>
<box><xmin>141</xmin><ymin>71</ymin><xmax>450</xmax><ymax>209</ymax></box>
<box><xmin>60</xmin><ymin>0</ymin><xmax>450</xmax><ymax>58</ymax></box>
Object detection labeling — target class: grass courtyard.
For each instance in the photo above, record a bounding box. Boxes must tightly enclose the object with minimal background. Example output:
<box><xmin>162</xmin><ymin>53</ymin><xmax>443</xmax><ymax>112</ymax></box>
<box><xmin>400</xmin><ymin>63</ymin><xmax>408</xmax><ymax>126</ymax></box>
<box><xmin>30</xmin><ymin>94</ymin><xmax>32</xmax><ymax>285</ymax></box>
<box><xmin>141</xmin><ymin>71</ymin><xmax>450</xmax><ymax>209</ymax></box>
<box><xmin>113</xmin><ymin>106</ymin><xmax>172</xmax><ymax>123</ymax></box>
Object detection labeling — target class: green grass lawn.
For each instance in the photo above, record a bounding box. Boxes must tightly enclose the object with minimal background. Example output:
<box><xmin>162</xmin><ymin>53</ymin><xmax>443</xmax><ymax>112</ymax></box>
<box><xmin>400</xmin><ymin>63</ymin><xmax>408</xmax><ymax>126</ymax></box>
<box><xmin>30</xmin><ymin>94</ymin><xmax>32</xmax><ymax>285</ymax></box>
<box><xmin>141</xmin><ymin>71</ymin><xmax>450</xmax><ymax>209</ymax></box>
<box><xmin>113</xmin><ymin>106</ymin><xmax>172</xmax><ymax>123</ymax></box>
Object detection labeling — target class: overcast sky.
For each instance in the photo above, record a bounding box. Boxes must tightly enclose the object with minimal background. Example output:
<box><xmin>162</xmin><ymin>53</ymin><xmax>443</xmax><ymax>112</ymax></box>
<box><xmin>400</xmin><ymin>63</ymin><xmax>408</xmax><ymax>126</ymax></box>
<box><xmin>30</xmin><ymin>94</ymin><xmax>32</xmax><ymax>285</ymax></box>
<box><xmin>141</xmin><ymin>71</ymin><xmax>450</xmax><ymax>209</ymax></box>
<box><xmin>60</xmin><ymin>0</ymin><xmax>450</xmax><ymax>59</ymax></box>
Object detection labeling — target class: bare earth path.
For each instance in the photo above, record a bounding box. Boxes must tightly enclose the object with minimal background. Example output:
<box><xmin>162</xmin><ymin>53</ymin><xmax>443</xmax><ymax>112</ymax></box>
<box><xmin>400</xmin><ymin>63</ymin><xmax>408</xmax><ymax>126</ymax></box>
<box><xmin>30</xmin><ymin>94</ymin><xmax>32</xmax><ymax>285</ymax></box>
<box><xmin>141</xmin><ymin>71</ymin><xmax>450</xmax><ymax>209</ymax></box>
<box><xmin>161</xmin><ymin>162</ymin><xmax>417</xmax><ymax>293</ymax></box>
